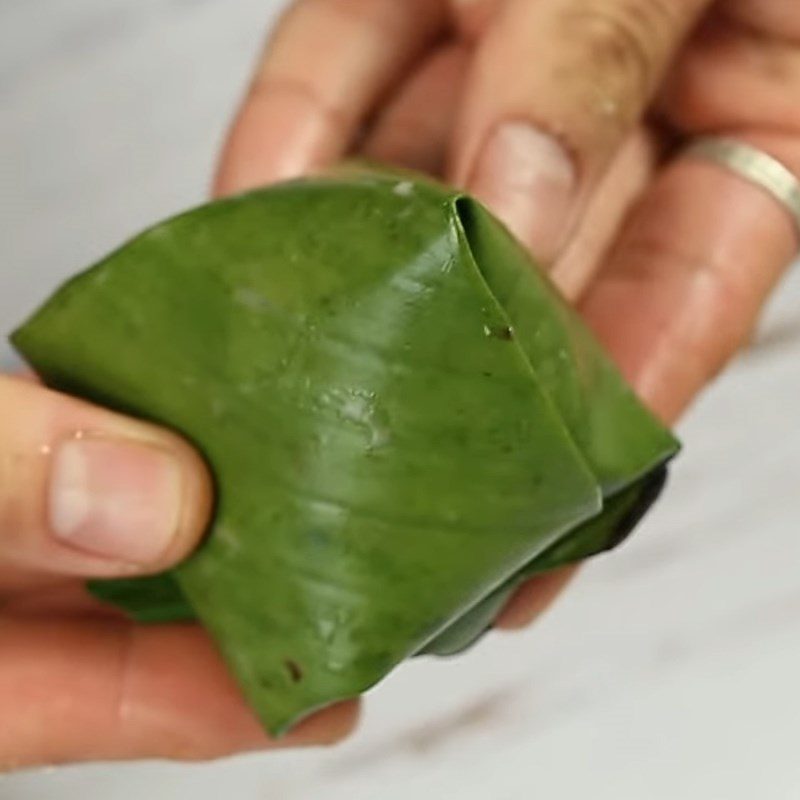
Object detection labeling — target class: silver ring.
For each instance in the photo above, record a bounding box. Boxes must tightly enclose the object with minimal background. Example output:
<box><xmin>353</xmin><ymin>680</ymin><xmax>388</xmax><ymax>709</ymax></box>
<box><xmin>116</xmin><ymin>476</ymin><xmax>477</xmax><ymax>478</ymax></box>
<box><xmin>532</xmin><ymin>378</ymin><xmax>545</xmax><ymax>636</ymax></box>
<box><xmin>684</xmin><ymin>137</ymin><xmax>800</xmax><ymax>239</ymax></box>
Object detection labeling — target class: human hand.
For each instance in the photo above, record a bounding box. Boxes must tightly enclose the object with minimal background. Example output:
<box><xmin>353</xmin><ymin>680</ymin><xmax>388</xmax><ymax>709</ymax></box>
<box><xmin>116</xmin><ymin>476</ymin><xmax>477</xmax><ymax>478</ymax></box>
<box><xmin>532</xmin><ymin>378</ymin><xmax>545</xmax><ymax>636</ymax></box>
<box><xmin>214</xmin><ymin>0</ymin><xmax>800</xmax><ymax>626</ymax></box>
<box><xmin>0</xmin><ymin>376</ymin><xmax>358</xmax><ymax>769</ymax></box>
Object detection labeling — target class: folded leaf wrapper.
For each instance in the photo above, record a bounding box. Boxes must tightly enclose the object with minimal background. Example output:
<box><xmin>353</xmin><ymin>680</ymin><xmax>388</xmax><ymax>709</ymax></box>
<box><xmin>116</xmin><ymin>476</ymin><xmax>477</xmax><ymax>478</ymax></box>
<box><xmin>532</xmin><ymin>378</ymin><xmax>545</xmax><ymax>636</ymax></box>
<box><xmin>11</xmin><ymin>170</ymin><xmax>679</xmax><ymax>735</ymax></box>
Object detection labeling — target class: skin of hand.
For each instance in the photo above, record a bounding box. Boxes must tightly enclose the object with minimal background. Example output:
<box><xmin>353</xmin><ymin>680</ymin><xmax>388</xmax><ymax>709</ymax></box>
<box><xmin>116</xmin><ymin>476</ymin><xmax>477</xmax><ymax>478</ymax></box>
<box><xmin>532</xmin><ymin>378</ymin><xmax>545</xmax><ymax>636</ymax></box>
<box><xmin>2</xmin><ymin>0</ymin><xmax>798</xmax><ymax>769</ymax></box>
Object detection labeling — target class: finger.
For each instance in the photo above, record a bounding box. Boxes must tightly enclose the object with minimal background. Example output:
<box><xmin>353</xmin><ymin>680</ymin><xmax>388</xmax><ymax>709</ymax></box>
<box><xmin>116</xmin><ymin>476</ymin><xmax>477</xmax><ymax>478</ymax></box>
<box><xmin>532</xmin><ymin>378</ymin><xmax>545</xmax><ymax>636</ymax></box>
<box><xmin>362</xmin><ymin>44</ymin><xmax>470</xmax><ymax>176</ymax></box>
<box><xmin>581</xmin><ymin>132</ymin><xmax>800</xmax><ymax>424</ymax></box>
<box><xmin>0</xmin><ymin>617</ymin><xmax>359</xmax><ymax>769</ymax></box>
<box><xmin>494</xmin><ymin>566</ymin><xmax>578</xmax><ymax>630</ymax></box>
<box><xmin>1</xmin><ymin>580</ymin><xmax>106</xmax><ymax>614</ymax></box>
<box><xmin>660</xmin><ymin>5</ymin><xmax>800</xmax><ymax>136</ymax></box>
<box><xmin>719</xmin><ymin>0</ymin><xmax>800</xmax><ymax>44</ymax></box>
<box><xmin>0</xmin><ymin>375</ymin><xmax>212</xmax><ymax>585</ymax></box>
<box><xmin>451</xmin><ymin>0</ymin><xmax>711</xmax><ymax>261</ymax></box>
<box><xmin>213</xmin><ymin>0</ymin><xmax>447</xmax><ymax>196</ymax></box>
<box><xmin>449</xmin><ymin>0</ymin><xmax>504</xmax><ymax>40</ymax></box>
<box><xmin>14</xmin><ymin>368</ymin><xmax>39</xmax><ymax>383</ymax></box>
<box><xmin>552</xmin><ymin>128</ymin><xmax>656</xmax><ymax>300</ymax></box>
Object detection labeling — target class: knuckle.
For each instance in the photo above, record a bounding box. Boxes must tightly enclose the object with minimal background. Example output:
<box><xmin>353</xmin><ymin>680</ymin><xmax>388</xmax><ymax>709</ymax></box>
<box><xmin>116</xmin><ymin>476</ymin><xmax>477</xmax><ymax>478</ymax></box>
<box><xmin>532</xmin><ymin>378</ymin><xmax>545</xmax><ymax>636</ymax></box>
<box><xmin>665</xmin><ymin>270</ymin><xmax>752</xmax><ymax>386</ymax></box>
<box><xmin>247</xmin><ymin>73</ymin><xmax>352</xmax><ymax>131</ymax></box>
<box><xmin>691</xmin><ymin>269</ymin><xmax>755</xmax><ymax>381</ymax></box>
<box><xmin>559</xmin><ymin>1</ymin><xmax>674</xmax><ymax>118</ymax></box>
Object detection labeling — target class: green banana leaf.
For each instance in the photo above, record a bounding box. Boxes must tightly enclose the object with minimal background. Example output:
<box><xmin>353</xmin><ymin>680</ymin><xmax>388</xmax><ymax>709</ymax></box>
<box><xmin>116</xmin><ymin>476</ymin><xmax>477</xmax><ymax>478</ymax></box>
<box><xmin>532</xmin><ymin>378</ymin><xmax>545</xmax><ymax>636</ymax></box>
<box><xmin>11</xmin><ymin>169</ymin><xmax>679</xmax><ymax>735</ymax></box>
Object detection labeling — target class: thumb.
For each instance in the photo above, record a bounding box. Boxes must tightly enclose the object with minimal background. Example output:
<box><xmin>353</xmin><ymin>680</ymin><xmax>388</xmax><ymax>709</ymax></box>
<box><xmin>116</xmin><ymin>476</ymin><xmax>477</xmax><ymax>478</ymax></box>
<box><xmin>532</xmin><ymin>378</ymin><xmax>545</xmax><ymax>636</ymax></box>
<box><xmin>0</xmin><ymin>375</ymin><xmax>212</xmax><ymax>582</ymax></box>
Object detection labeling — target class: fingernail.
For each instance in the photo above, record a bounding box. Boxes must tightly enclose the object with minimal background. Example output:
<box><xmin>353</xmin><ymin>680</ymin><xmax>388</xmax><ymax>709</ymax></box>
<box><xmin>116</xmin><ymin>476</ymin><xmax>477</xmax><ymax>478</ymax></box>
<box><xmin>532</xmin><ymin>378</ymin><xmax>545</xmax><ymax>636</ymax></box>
<box><xmin>468</xmin><ymin>123</ymin><xmax>577</xmax><ymax>262</ymax></box>
<box><xmin>49</xmin><ymin>437</ymin><xmax>184</xmax><ymax>564</ymax></box>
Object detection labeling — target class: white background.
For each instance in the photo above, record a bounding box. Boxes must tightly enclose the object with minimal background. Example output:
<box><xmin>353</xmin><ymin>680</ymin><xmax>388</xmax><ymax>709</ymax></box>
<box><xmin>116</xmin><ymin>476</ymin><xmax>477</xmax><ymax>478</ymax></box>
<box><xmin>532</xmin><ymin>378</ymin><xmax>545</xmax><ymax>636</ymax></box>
<box><xmin>2</xmin><ymin>1</ymin><xmax>800</xmax><ymax>798</ymax></box>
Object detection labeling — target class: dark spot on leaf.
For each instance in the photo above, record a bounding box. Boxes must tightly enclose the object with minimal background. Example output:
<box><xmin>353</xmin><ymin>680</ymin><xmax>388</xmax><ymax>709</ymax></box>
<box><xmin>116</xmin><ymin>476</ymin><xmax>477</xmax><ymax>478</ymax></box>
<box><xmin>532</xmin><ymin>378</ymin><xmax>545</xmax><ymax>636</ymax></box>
<box><xmin>489</xmin><ymin>325</ymin><xmax>514</xmax><ymax>341</ymax></box>
<box><xmin>285</xmin><ymin>659</ymin><xmax>304</xmax><ymax>683</ymax></box>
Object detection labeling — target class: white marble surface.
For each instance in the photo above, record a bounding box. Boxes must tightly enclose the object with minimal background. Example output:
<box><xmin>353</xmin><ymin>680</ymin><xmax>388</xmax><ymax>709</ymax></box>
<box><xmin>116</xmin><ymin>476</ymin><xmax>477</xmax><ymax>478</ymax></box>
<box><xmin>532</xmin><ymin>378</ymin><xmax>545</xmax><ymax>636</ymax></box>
<box><xmin>2</xmin><ymin>2</ymin><xmax>800</xmax><ymax>798</ymax></box>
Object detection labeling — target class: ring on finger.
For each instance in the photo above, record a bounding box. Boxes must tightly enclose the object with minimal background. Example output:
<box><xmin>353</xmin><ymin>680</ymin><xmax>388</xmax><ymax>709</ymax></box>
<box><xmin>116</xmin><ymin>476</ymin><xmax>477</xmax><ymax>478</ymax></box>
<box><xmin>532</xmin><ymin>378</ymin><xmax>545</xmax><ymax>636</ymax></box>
<box><xmin>684</xmin><ymin>136</ymin><xmax>800</xmax><ymax>241</ymax></box>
